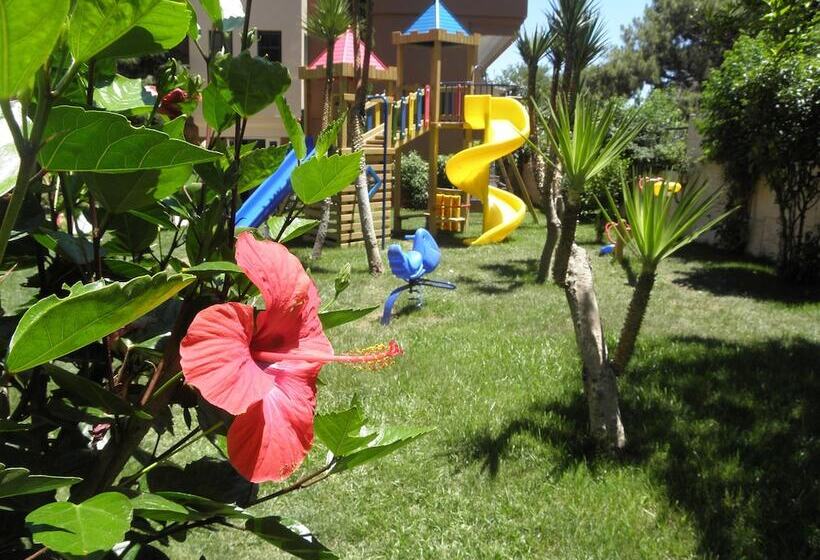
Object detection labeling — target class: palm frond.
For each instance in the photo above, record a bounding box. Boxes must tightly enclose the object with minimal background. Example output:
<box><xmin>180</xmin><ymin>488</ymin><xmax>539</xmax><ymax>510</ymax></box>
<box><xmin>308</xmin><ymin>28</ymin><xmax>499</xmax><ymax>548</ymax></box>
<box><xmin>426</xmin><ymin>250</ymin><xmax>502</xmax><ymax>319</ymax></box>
<box><xmin>304</xmin><ymin>0</ymin><xmax>351</xmax><ymax>41</ymax></box>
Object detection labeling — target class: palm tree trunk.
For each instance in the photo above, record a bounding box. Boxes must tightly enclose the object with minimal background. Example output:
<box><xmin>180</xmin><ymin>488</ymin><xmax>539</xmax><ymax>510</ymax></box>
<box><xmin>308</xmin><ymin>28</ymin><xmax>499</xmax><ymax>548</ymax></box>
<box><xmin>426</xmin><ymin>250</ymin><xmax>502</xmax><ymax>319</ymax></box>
<box><xmin>564</xmin><ymin>244</ymin><xmax>626</xmax><ymax>449</ymax></box>
<box><xmin>311</xmin><ymin>39</ymin><xmax>337</xmax><ymax>261</ymax></box>
<box><xmin>613</xmin><ymin>267</ymin><xmax>656</xmax><ymax>373</ymax></box>
<box><xmin>352</xmin><ymin>0</ymin><xmax>383</xmax><ymax>274</ymax></box>
<box><xmin>536</xmin><ymin>60</ymin><xmax>563</xmax><ymax>282</ymax></box>
<box><xmin>551</xmin><ymin>199</ymin><xmax>579</xmax><ymax>285</ymax></box>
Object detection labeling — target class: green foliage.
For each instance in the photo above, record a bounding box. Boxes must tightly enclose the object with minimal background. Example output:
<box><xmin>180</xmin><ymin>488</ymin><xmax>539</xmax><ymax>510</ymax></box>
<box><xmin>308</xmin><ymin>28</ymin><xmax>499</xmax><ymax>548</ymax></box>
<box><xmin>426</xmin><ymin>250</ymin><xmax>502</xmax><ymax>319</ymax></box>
<box><xmin>275</xmin><ymin>94</ymin><xmax>307</xmax><ymax>159</ymax></box>
<box><xmin>629</xmin><ymin>88</ymin><xmax>689</xmax><ymax>173</ymax></box>
<box><xmin>0</xmin><ymin>102</ymin><xmax>24</xmax><ymax>196</ymax></box>
<box><xmin>266</xmin><ymin>216</ymin><xmax>319</xmax><ymax>244</ymax></box>
<box><xmin>245</xmin><ymin>516</ymin><xmax>337</xmax><ymax>560</ymax></box>
<box><xmin>238</xmin><ymin>144</ymin><xmax>290</xmax><ymax>193</ymax></box>
<box><xmin>536</xmin><ymin>95</ymin><xmax>644</xmax><ymax>199</ymax></box>
<box><xmin>700</xmin><ymin>30</ymin><xmax>820</xmax><ymax>279</ymax></box>
<box><xmin>0</xmin><ymin>0</ymin><xmax>70</xmax><ymax>98</ymax></box>
<box><xmin>93</xmin><ymin>74</ymin><xmax>157</xmax><ymax>113</ymax></box>
<box><xmin>599</xmin><ymin>177</ymin><xmax>734</xmax><ymax>268</ymax></box>
<box><xmin>318</xmin><ymin>306</ymin><xmax>378</xmax><ymax>330</ymax></box>
<box><xmin>199</xmin><ymin>0</ymin><xmax>246</xmax><ymax>31</ymax></box>
<box><xmin>580</xmin><ymin>155</ymin><xmax>628</xmax><ymax>223</ymax></box>
<box><xmin>0</xmin><ymin>464</ymin><xmax>81</xmax><ymax>499</ymax></box>
<box><xmin>290</xmin><ymin>152</ymin><xmax>362</xmax><ymax>205</ymax></box>
<box><xmin>400</xmin><ymin>150</ymin><xmax>429</xmax><ymax>210</ymax></box>
<box><xmin>436</xmin><ymin>154</ymin><xmax>453</xmax><ymax>188</ymax></box>
<box><xmin>213</xmin><ymin>52</ymin><xmax>291</xmax><ymax>117</ymax></box>
<box><xmin>7</xmin><ymin>272</ymin><xmax>194</xmax><ymax>372</ymax></box>
<box><xmin>68</xmin><ymin>0</ymin><xmax>190</xmax><ymax>62</ymax></box>
<box><xmin>40</xmin><ymin>106</ymin><xmax>221</xmax><ymax>172</ymax></box>
<box><xmin>26</xmin><ymin>492</ymin><xmax>133</xmax><ymax>556</ymax></box>
<box><xmin>304</xmin><ymin>0</ymin><xmax>352</xmax><ymax>45</ymax></box>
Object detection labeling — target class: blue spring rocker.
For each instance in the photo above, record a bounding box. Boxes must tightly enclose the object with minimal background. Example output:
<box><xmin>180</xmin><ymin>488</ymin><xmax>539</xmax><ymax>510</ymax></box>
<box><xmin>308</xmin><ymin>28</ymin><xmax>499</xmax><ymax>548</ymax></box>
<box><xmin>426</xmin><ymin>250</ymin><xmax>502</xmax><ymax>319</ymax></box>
<box><xmin>381</xmin><ymin>228</ymin><xmax>456</xmax><ymax>325</ymax></box>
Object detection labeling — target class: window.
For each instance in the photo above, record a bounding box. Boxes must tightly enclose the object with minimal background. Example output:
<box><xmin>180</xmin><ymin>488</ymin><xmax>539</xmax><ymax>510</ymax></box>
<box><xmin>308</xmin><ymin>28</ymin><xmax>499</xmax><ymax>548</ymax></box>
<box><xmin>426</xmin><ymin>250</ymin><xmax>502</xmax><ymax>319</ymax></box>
<box><xmin>209</xmin><ymin>31</ymin><xmax>233</xmax><ymax>55</ymax></box>
<box><xmin>258</xmin><ymin>31</ymin><xmax>282</xmax><ymax>62</ymax></box>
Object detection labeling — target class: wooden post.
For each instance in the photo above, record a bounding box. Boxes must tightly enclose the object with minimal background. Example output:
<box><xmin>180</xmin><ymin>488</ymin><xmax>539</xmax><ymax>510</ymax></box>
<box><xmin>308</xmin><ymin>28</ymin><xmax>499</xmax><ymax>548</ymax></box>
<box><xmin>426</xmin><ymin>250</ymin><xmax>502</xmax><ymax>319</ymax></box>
<box><xmin>426</xmin><ymin>40</ymin><xmax>442</xmax><ymax>235</ymax></box>
<box><xmin>393</xmin><ymin>149</ymin><xmax>403</xmax><ymax>237</ymax></box>
<box><xmin>396</xmin><ymin>43</ymin><xmax>404</xmax><ymax>94</ymax></box>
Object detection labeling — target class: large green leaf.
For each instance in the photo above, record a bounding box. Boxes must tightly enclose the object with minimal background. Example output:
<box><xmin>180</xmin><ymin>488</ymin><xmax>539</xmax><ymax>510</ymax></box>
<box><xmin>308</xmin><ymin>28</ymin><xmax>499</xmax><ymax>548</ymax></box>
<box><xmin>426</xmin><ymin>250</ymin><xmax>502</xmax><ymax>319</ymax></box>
<box><xmin>315</xmin><ymin>112</ymin><xmax>347</xmax><ymax>158</ymax></box>
<box><xmin>184</xmin><ymin>261</ymin><xmax>243</xmax><ymax>276</ymax></box>
<box><xmin>0</xmin><ymin>0</ymin><xmax>70</xmax><ymax>98</ymax></box>
<box><xmin>7</xmin><ymin>272</ymin><xmax>195</xmax><ymax>372</ymax></box>
<box><xmin>106</xmin><ymin>212</ymin><xmax>159</xmax><ymax>254</ymax></box>
<box><xmin>314</xmin><ymin>405</ymin><xmax>377</xmax><ymax>456</ymax></box>
<box><xmin>26</xmin><ymin>492</ymin><xmax>133</xmax><ymax>556</ymax></box>
<box><xmin>32</xmin><ymin>230</ymin><xmax>97</xmax><ymax>265</ymax></box>
<box><xmin>40</xmin><ymin>106</ymin><xmax>220</xmax><ymax>172</ymax></box>
<box><xmin>86</xmin><ymin>165</ymin><xmax>191</xmax><ymax>212</ymax></box>
<box><xmin>291</xmin><ymin>152</ymin><xmax>361</xmax><ymax>205</ymax></box>
<box><xmin>318</xmin><ymin>307</ymin><xmax>377</xmax><ymax>330</ymax></box>
<box><xmin>266</xmin><ymin>216</ymin><xmax>319</xmax><ymax>244</ymax></box>
<box><xmin>199</xmin><ymin>0</ymin><xmax>245</xmax><ymax>31</ymax></box>
<box><xmin>239</xmin><ymin>144</ymin><xmax>289</xmax><ymax>193</ymax></box>
<box><xmin>68</xmin><ymin>0</ymin><xmax>190</xmax><ymax>62</ymax></box>
<box><xmin>213</xmin><ymin>52</ymin><xmax>291</xmax><ymax>117</ymax></box>
<box><xmin>276</xmin><ymin>95</ymin><xmax>306</xmax><ymax>160</ymax></box>
<box><xmin>0</xmin><ymin>464</ymin><xmax>81</xmax><ymax>499</ymax></box>
<box><xmin>201</xmin><ymin>82</ymin><xmax>235</xmax><ymax>133</ymax></box>
<box><xmin>93</xmin><ymin>74</ymin><xmax>157</xmax><ymax>113</ymax></box>
<box><xmin>333</xmin><ymin>426</ymin><xmax>431</xmax><ymax>473</ymax></box>
<box><xmin>44</xmin><ymin>363</ymin><xmax>137</xmax><ymax>416</ymax></box>
<box><xmin>246</xmin><ymin>516</ymin><xmax>337</xmax><ymax>560</ymax></box>
<box><xmin>131</xmin><ymin>492</ymin><xmax>191</xmax><ymax>522</ymax></box>
<box><xmin>1</xmin><ymin>100</ymin><xmax>28</xmax><ymax>196</ymax></box>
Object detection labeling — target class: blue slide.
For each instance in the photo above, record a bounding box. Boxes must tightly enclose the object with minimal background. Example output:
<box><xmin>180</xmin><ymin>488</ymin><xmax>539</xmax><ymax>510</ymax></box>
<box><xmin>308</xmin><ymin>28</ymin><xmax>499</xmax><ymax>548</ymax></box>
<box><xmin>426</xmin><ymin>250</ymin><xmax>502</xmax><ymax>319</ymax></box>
<box><xmin>235</xmin><ymin>138</ymin><xmax>316</xmax><ymax>228</ymax></box>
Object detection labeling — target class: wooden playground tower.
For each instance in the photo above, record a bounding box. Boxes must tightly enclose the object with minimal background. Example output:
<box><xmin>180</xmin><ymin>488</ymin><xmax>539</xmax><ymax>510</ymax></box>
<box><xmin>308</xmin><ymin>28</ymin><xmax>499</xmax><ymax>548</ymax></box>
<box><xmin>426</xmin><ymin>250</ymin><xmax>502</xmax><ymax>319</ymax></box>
<box><xmin>299</xmin><ymin>0</ymin><xmax>526</xmax><ymax>246</ymax></box>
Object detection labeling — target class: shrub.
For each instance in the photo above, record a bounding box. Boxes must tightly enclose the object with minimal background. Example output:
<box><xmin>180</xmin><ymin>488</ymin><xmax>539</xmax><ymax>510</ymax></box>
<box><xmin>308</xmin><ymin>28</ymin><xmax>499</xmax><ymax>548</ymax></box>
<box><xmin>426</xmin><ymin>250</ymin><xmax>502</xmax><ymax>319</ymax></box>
<box><xmin>400</xmin><ymin>150</ymin><xmax>429</xmax><ymax>210</ymax></box>
<box><xmin>437</xmin><ymin>154</ymin><xmax>454</xmax><ymax>188</ymax></box>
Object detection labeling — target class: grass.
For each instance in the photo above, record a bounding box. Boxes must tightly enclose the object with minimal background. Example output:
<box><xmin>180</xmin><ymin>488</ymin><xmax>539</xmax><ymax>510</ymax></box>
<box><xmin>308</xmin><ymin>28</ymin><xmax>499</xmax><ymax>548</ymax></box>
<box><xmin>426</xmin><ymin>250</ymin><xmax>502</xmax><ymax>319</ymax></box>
<box><xmin>45</xmin><ymin>216</ymin><xmax>820</xmax><ymax>558</ymax></box>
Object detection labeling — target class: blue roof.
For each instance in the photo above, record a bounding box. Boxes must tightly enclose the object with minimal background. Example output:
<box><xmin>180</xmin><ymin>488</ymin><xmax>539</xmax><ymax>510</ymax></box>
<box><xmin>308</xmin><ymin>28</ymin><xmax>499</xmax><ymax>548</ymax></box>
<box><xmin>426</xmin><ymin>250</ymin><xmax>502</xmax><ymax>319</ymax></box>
<box><xmin>404</xmin><ymin>0</ymin><xmax>469</xmax><ymax>35</ymax></box>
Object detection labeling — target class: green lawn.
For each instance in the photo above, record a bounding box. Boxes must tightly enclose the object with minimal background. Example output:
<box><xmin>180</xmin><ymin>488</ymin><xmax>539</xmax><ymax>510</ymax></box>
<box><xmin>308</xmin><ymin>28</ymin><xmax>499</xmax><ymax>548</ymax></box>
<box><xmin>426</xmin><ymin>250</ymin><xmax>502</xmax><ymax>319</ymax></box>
<box><xmin>166</xmin><ymin>217</ymin><xmax>818</xmax><ymax>560</ymax></box>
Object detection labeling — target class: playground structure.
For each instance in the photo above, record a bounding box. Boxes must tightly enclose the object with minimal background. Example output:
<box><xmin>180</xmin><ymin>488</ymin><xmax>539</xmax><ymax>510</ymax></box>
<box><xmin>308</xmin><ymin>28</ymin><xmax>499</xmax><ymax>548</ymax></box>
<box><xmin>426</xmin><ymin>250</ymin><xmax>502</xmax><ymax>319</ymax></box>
<box><xmin>237</xmin><ymin>0</ymin><xmax>536</xmax><ymax>246</ymax></box>
<box><xmin>382</xmin><ymin>228</ymin><xmax>456</xmax><ymax>325</ymax></box>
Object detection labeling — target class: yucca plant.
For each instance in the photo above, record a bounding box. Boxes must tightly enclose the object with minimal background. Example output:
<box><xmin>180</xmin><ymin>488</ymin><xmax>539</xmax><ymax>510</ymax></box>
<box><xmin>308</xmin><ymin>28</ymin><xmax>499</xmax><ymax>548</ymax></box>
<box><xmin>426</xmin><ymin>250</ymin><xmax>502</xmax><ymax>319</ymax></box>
<box><xmin>516</xmin><ymin>27</ymin><xmax>553</xmax><ymax>140</ymax></box>
<box><xmin>534</xmin><ymin>94</ymin><xmax>645</xmax><ymax>284</ymax></box>
<box><xmin>598</xmin><ymin>177</ymin><xmax>736</xmax><ymax>372</ymax></box>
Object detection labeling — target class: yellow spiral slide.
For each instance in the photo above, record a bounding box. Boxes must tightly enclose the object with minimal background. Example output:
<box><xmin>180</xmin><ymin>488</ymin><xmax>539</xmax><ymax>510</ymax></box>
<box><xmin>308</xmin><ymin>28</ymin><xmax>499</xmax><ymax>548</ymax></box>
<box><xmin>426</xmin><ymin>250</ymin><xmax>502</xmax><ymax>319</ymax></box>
<box><xmin>445</xmin><ymin>95</ymin><xmax>530</xmax><ymax>245</ymax></box>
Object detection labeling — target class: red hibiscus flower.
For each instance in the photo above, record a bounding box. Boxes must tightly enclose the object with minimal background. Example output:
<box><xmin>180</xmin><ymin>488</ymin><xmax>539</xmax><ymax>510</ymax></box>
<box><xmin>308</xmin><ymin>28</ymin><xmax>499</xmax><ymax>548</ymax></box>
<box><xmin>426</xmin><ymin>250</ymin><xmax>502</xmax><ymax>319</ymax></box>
<box><xmin>180</xmin><ymin>233</ymin><xmax>400</xmax><ymax>482</ymax></box>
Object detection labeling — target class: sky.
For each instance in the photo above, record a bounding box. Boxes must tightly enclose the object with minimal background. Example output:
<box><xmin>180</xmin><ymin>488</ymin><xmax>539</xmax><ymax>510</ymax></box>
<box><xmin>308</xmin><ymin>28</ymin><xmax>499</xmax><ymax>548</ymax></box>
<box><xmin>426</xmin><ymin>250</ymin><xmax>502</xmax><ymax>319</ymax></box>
<box><xmin>487</xmin><ymin>0</ymin><xmax>650</xmax><ymax>76</ymax></box>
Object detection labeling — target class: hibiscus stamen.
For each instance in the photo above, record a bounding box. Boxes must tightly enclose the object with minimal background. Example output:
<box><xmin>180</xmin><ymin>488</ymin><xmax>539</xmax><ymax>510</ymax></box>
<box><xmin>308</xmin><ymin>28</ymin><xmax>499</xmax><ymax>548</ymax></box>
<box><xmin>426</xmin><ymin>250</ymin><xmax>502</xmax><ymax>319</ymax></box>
<box><xmin>251</xmin><ymin>340</ymin><xmax>403</xmax><ymax>370</ymax></box>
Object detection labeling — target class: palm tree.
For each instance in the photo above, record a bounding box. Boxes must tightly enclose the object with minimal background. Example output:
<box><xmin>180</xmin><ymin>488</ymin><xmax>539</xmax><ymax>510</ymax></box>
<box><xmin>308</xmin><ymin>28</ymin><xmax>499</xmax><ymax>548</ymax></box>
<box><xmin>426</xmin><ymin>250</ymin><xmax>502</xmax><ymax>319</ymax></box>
<box><xmin>530</xmin><ymin>95</ymin><xmax>644</xmax><ymax>450</ymax></box>
<box><xmin>536</xmin><ymin>15</ymin><xmax>565</xmax><ymax>283</ymax></box>
<box><xmin>540</xmin><ymin>95</ymin><xmax>643</xmax><ymax>285</ymax></box>
<box><xmin>599</xmin><ymin>178</ymin><xmax>735</xmax><ymax>372</ymax></box>
<box><xmin>516</xmin><ymin>27</ymin><xmax>552</xmax><ymax>142</ymax></box>
<box><xmin>351</xmin><ymin>0</ymin><xmax>383</xmax><ymax>274</ymax></box>
<box><xmin>536</xmin><ymin>0</ymin><xmax>606</xmax><ymax>283</ymax></box>
<box><xmin>306</xmin><ymin>0</ymin><xmax>351</xmax><ymax>261</ymax></box>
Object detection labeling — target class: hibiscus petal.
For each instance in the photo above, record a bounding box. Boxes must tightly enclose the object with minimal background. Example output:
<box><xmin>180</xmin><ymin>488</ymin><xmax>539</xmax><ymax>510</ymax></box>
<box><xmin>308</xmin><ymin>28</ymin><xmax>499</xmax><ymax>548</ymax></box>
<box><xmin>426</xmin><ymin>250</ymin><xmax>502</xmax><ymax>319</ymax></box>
<box><xmin>235</xmin><ymin>232</ymin><xmax>309</xmax><ymax>315</ymax></box>
<box><xmin>180</xmin><ymin>302</ymin><xmax>276</xmax><ymax>415</ymax></box>
<box><xmin>227</xmin><ymin>371</ymin><xmax>318</xmax><ymax>482</ymax></box>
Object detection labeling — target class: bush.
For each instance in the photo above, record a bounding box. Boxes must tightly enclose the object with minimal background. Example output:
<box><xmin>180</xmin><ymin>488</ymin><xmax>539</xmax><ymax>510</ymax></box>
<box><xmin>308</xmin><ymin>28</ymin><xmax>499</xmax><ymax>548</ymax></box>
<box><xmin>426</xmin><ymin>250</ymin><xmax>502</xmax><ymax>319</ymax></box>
<box><xmin>437</xmin><ymin>154</ymin><xmax>454</xmax><ymax>188</ymax></box>
<box><xmin>400</xmin><ymin>150</ymin><xmax>429</xmax><ymax>210</ymax></box>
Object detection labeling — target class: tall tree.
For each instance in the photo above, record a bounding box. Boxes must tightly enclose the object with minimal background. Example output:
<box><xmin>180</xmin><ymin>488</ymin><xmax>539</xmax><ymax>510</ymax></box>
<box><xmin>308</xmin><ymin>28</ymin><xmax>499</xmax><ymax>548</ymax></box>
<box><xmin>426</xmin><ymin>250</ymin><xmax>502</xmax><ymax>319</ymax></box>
<box><xmin>536</xmin><ymin>13</ymin><xmax>565</xmax><ymax>283</ymax></box>
<box><xmin>307</xmin><ymin>0</ymin><xmax>351</xmax><ymax>261</ymax></box>
<box><xmin>351</xmin><ymin>0</ymin><xmax>383</xmax><ymax>274</ymax></box>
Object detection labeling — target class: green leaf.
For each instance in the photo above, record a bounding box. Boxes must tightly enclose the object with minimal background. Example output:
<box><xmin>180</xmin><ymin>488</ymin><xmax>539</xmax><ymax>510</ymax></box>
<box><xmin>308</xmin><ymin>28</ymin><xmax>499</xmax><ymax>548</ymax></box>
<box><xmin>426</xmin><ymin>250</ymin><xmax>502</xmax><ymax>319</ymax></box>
<box><xmin>26</xmin><ymin>492</ymin><xmax>133</xmax><ymax>556</ymax></box>
<box><xmin>40</xmin><ymin>106</ymin><xmax>221</xmax><ymax>172</ymax></box>
<box><xmin>0</xmin><ymin>464</ymin><xmax>81</xmax><ymax>499</ymax></box>
<box><xmin>0</xmin><ymin>0</ymin><xmax>70</xmax><ymax>98</ymax></box>
<box><xmin>314</xmin><ymin>405</ymin><xmax>377</xmax><ymax>456</ymax></box>
<box><xmin>332</xmin><ymin>426</ymin><xmax>432</xmax><ymax>473</ymax></box>
<box><xmin>201</xmin><ymin>83</ymin><xmax>235</xmax><ymax>133</ymax></box>
<box><xmin>86</xmin><ymin>165</ymin><xmax>192</xmax><ymax>213</ymax></box>
<box><xmin>213</xmin><ymin>51</ymin><xmax>291</xmax><ymax>117</ymax></box>
<box><xmin>266</xmin><ymin>216</ymin><xmax>319</xmax><ymax>244</ymax></box>
<box><xmin>315</xmin><ymin>112</ymin><xmax>347</xmax><ymax>158</ymax></box>
<box><xmin>44</xmin><ymin>363</ymin><xmax>135</xmax><ymax>416</ymax></box>
<box><xmin>7</xmin><ymin>272</ymin><xmax>195</xmax><ymax>372</ymax></box>
<box><xmin>32</xmin><ymin>230</ymin><xmax>96</xmax><ymax>265</ymax></box>
<box><xmin>131</xmin><ymin>492</ymin><xmax>191</xmax><ymax>522</ymax></box>
<box><xmin>199</xmin><ymin>0</ymin><xmax>245</xmax><ymax>31</ymax></box>
<box><xmin>291</xmin><ymin>152</ymin><xmax>361</xmax><ymax>205</ymax></box>
<box><xmin>106</xmin><ymin>212</ymin><xmax>159</xmax><ymax>254</ymax></box>
<box><xmin>154</xmin><ymin>491</ymin><xmax>249</xmax><ymax>518</ymax></box>
<box><xmin>246</xmin><ymin>516</ymin><xmax>338</xmax><ymax>560</ymax></box>
<box><xmin>186</xmin><ymin>1</ymin><xmax>200</xmax><ymax>40</ymax></box>
<box><xmin>104</xmin><ymin>257</ymin><xmax>152</xmax><ymax>279</ymax></box>
<box><xmin>0</xmin><ymin>420</ymin><xmax>30</xmax><ymax>432</ymax></box>
<box><xmin>1</xmin><ymin>102</ymin><xmax>25</xmax><ymax>196</ymax></box>
<box><xmin>318</xmin><ymin>306</ymin><xmax>377</xmax><ymax>330</ymax></box>
<box><xmin>275</xmin><ymin>95</ymin><xmax>306</xmax><ymax>160</ymax></box>
<box><xmin>184</xmin><ymin>261</ymin><xmax>243</xmax><ymax>275</ymax></box>
<box><xmin>93</xmin><ymin>74</ymin><xmax>157</xmax><ymax>113</ymax></box>
<box><xmin>68</xmin><ymin>0</ymin><xmax>190</xmax><ymax>62</ymax></box>
<box><xmin>334</xmin><ymin>263</ymin><xmax>351</xmax><ymax>298</ymax></box>
<box><xmin>239</xmin><ymin>144</ymin><xmax>289</xmax><ymax>193</ymax></box>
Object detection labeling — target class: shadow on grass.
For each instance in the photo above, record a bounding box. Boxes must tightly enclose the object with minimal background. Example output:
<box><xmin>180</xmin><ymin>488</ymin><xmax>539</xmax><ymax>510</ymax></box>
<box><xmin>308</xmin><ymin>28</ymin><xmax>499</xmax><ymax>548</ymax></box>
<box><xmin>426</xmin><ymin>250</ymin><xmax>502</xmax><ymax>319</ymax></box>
<box><xmin>452</xmin><ymin>259</ymin><xmax>535</xmax><ymax>295</ymax></box>
<box><xmin>459</xmin><ymin>335</ymin><xmax>820</xmax><ymax>559</ymax></box>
